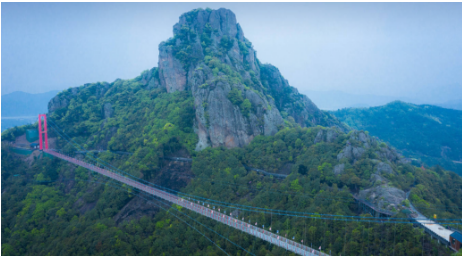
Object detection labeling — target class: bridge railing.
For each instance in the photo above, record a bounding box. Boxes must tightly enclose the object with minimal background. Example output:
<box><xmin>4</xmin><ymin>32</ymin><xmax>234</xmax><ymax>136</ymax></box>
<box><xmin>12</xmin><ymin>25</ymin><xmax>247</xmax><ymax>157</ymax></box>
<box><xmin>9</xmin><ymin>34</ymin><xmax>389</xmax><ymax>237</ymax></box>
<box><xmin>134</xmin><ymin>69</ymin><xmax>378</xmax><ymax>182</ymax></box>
<box><xmin>45</xmin><ymin>149</ymin><xmax>328</xmax><ymax>256</ymax></box>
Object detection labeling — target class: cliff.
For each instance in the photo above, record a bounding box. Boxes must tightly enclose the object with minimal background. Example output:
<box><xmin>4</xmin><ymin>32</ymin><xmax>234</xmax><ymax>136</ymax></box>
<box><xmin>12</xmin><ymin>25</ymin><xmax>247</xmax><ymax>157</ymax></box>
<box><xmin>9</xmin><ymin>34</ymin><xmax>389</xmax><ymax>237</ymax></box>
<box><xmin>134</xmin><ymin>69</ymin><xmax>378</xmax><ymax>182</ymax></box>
<box><xmin>48</xmin><ymin>8</ymin><xmax>347</xmax><ymax>151</ymax></box>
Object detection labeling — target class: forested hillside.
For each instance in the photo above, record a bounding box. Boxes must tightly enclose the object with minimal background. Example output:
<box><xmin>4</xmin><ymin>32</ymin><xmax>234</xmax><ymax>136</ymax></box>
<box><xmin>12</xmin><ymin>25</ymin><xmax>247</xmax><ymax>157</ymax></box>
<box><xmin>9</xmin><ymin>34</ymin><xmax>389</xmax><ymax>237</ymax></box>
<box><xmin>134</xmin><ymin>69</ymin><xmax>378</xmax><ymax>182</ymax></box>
<box><xmin>2</xmin><ymin>7</ymin><xmax>462</xmax><ymax>256</ymax></box>
<box><xmin>332</xmin><ymin>101</ymin><xmax>462</xmax><ymax>176</ymax></box>
<box><xmin>3</xmin><ymin>82</ymin><xmax>462</xmax><ymax>255</ymax></box>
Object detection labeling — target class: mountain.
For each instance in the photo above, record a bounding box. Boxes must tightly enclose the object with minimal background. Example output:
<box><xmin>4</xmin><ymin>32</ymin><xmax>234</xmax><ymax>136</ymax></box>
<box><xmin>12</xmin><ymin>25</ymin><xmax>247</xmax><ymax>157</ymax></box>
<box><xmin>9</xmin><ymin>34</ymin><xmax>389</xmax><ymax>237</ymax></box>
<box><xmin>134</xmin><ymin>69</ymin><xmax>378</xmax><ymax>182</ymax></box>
<box><xmin>2</xmin><ymin>90</ymin><xmax>59</xmax><ymax>117</ymax></box>
<box><xmin>1</xmin><ymin>90</ymin><xmax>59</xmax><ymax>131</ymax></box>
<box><xmin>2</xmin><ymin>8</ymin><xmax>461</xmax><ymax>256</ymax></box>
<box><xmin>300</xmin><ymin>90</ymin><xmax>462</xmax><ymax>111</ymax></box>
<box><xmin>332</xmin><ymin>101</ymin><xmax>462</xmax><ymax>176</ymax></box>
<box><xmin>48</xmin><ymin>8</ymin><xmax>346</xmax><ymax>151</ymax></box>
<box><xmin>437</xmin><ymin>99</ymin><xmax>462</xmax><ymax>111</ymax></box>
<box><xmin>299</xmin><ymin>90</ymin><xmax>414</xmax><ymax>110</ymax></box>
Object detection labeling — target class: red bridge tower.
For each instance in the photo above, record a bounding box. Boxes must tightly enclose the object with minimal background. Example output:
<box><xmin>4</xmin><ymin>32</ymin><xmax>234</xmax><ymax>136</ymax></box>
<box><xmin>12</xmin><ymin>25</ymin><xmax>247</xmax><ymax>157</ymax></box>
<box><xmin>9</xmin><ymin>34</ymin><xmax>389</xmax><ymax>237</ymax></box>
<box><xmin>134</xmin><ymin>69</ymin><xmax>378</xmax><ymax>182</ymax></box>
<box><xmin>38</xmin><ymin>114</ymin><xmax>48</xmax><ymax>150</ymax></box>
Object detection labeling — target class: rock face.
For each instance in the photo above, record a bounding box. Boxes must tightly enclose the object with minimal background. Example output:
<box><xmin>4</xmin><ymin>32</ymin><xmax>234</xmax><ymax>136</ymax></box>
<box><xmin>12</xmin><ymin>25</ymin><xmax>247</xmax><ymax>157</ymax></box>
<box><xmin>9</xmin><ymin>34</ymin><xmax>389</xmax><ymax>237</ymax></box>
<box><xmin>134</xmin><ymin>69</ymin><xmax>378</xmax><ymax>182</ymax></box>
<box><xmin>48</xmin><ymin>82</ymin><xmax>112</xmax><ymax>112</ymax></box>
<box><xmin>48</xmin><ymin>8</ymin><xmax>347</xmax><ymax>150</ymax></box>
<box><xmin>337</xmin><ymin>143</ymin><xmax>365</xmax><ymax>161</ymax></box>
<box><xmin>156</xmin><ymin>8</ymin><xmax>346</xmax><ymax>150</ymax></box>
<box><xmin>260</xmin><ymin>64</ymin><xmax>347</xmax><ymax>130</ymax></box>
<box><xmin>102</xmin><ymin>103</ymin><xmax>113</xmax><ymax>119</ymax></box>
<box><xmin>158</xmin><ymin>45</ymin><xmax>188</xmax><ymax>93</ymax></box>
<box><xmin>333</xmin><ymin>163</ymin><xmax>345</xmax><ymax>175</ymax></box>
<box><xmin>314</xmin><ymin>128</ymin><xmax>341</xmax><ymax>144</ymax></box>
<box><xmin>358</xmin><ymin>185</ymin><xmax>406</xmax><ymax>211</ymax></box>
<box><xmin>376</xmin><ymin>162</ymin><xmax>393</xmax><ymax>174</ymax></box>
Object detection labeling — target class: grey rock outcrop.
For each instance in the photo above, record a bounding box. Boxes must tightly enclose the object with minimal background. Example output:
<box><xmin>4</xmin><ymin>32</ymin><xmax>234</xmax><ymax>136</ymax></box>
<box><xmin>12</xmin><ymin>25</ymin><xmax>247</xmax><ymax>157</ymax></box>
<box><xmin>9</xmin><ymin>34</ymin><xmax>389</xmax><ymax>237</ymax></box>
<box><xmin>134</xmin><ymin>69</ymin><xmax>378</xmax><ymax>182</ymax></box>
<box><xmin>333</xmin><ymin>163</ymin><xmax>345</xmax><ymax>175</ymax></box>
<box><xmin>370</xmin><ymin>173</ymin><xmax>388</xmax><ymax>185</ymax></box>
<box><xmin>337</xmin><ymin>143</ymin><xmax>365</xmax><ymax>161</ymax></box>
<box><xmin>376</xmin><ymin>162</ymin><xmax>393</xmax><ymax>174</ymax></box>
<box><xmin>260</xmin><ymin>64</ymin><xmax>347</xmax><ymax>131</ymax></box>
<box><xmin>313</xmin><ymin>128</ymin><xmax>341</xmax><ymax>144</ymax></box>
<box><xmin>102</xmin><ymin>103</ymin><xmax>113</xmax><ymax>119</ymax></box>
<box><xmin>337</xmin><ymin>144</ymin><xmax>353</xmax><ymax>160</ymax></box>
<box><xmin>326</xmin><ymin>129</ymin><xmax>339</xmax><ymax>142</ymax></box>
<box><xmin>155</xmin><ymin>8</ymin><xmax>349</xmax><ymax>150</ymax></box>
<box><xmin>358</xmin><ymin>185</ymin><xmax>406</xmax><ymax>211</ymax></box>
<box><xmin>48</xmin><ymin>95</ymin><xmax>70</xmax><ymax>112</ymax></box>
<box><xmin>352</xmin><ymin>147</ymin><xmax>366</xmax><ymax>159</ymax></box>
<box><xmin>47</xmin><ymin>8</ymin><xmax>348</xmax><ymax>151</ymax></box>
<box><xmin>48</xmin><ymin>82</ymin><xmax>111</xmax><ymax>113</ymax></box>
<box><xmin>375</xmin><ymin>147</ymin><xmax>400</xmax><ymax>163</ymax></box>
<box><xmin>158</xmin><ymin>44</ymin><xmax>188</xmax><ymax>93</ymax></box>
<box><xmin>158</xmin><ymin>8</ymin><xmax>339</xmax><ymax>150</ymax></box>
<box><xmin>139</xmin><ymin>67</ymin><xmax>161</xmax><ymax>90</ymax></box>
<box><xmin>314</xmin><ymin>130</ymin><xmax>324</xmax><ymax>143</ymax></box>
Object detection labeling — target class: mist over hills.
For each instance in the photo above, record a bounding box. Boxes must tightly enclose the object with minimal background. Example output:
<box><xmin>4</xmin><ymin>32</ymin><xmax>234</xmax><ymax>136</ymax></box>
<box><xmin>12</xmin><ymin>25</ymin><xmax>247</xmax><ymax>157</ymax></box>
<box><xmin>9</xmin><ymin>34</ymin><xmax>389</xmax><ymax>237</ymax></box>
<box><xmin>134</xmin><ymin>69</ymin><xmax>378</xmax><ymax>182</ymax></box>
<box><xmin>1</xmin><ymin>90</ymin><xmax>59</xmax><ymax>131</ymax></box>
<box><xmin>302</xmin><ymin>89</ymin><xmax>462</xmax><ymax>111</ymax></box>
<box><xmin>332</xmin><ymin>101</ymin><xmax>462</xmax><ymax>176</ymax></box>
<box><xmin>2</xmin><ymin>90</ymin><xmax>59</xmax><ymax>117</ymax></box>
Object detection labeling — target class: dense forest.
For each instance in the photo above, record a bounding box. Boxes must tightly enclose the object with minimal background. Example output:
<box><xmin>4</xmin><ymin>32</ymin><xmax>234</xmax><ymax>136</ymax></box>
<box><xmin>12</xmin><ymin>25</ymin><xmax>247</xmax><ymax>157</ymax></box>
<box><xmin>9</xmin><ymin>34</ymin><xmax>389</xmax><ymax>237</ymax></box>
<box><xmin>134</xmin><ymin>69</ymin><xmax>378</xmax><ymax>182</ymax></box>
<box><xmin>2</xmin><ymin>7</ymin><xmax>462</xmax><ymax>256</ymax></box>
<box><xmin>332</xmin><ymin>101</ymin><xmax>462</xmax><ymax>176</ymax></box>
<box><xmin>2</xmin><ymin>76</ymin><xmax>462</xmax><ymax>255</ymax></box>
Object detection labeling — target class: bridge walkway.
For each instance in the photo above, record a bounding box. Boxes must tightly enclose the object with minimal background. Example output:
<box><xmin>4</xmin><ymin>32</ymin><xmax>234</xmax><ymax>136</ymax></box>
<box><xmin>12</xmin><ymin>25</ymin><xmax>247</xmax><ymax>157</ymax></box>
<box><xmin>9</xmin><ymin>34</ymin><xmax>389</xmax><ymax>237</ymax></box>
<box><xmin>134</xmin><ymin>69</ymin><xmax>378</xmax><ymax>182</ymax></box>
<box><xmin>45</xmin><ymin>149</ymin><xmax>327</xmax><ymax>256</ymax></box>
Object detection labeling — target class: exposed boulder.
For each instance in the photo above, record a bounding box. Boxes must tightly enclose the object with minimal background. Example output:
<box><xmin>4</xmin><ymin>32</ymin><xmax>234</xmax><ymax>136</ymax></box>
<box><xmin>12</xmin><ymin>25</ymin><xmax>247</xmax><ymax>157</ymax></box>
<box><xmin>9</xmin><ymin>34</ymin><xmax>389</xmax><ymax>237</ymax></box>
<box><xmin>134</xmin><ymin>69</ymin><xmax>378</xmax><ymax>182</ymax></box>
<box><xmin>376</xmin><ymin>162</ymin><xmax>393</xmax><ymax>174</ymax></box>
<box><xmin>375</xmin><ymin>147</ymin><xmax>400</xmax><ymax>163</ymax></box>
<box><xmin>337</xmin><ymin>144</ymin><xmax>353</xmax><ymax>161</ymax></box>
<box><xmin>102</xmin><ymin>103</ymin><xmax>113</xmax><ymax>119</ymax></box>
<box><xmin>314</xmin><ymin>130</ymin><xmax>323</xmax><ymax>143</ymax></box>
<box><xmin>48</xmin><ymin>82</ymin><xmax>111</xmax><ymax>113</ymax></box>
<box><xmin>370</xmin><ymin>173</ymin><xmax>388</xmax><ymax>185</ymax></box>
<box><xmin>313</xmin><ymin>128</ymin><xmax>340</xmax><ymax>144</ymax></box>
<box><xmin>352</xmin><ymin>147</ymin><xmax>366</xmax><ymax>159</ymax></box>
<box><xmin>326</xmin><ymin>129</ymin><xmax>339</xmax><ymax>142</ymax></box>
<box><xmin>358</xmin><ymin>185</ymin><xmax>406</xmax><ymax>211</ymax></box>
<box><xmin>48</xmin><ymin>96</ymin><xmax>69</xmax><ymax>113</ymax></box>
<box><xmin>337</xmin><ymin>143</ymin><xmax>365</xmax><ymax>161</ymax></box>
<box><xmin>333</xmin><ymin>163</ymin><xmax>345</xmax><ymax>175</ymax></box>
<box><xmin>158</xmin><ymin>42</ymin><xmax>188</xmax><ymax>93</ymax></box>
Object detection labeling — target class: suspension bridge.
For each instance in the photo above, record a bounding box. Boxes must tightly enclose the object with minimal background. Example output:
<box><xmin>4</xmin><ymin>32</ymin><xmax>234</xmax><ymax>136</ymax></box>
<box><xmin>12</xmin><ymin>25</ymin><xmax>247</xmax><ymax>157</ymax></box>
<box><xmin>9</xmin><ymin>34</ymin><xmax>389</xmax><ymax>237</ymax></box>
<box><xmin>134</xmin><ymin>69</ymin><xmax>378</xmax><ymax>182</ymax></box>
<box><xmin>36</xmin><ymin>114</ymin><xmax>326</xmax><ymax>256</ymax></box>
<box><xmin>28</xmin><ymin>114</ymin><xmax>462</xmax><ymax>255</ymax></box>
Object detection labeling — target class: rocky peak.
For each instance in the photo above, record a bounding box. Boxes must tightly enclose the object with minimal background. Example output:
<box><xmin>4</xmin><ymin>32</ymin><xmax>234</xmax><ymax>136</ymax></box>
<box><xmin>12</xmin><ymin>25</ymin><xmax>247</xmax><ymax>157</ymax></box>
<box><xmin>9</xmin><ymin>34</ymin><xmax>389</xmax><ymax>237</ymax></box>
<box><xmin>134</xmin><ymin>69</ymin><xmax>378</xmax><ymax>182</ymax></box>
<box><xmin>155</xmin><ymin>8</ymin><xmax>347</xmax><ymax>150</ymax></box>
<box><xmin>48</xmin><ymin>8</ymin><xmax>347</xmax><ymax>151</ymax></box>
<box><xmin>158</xmin><ymin>8</ymin><xmax>258</xmax><ymax>94</ymax></box>
<box><xmin>173</xmin><ymin>8</ymin><xmax>239</xmax><ymax>40</ymax></box>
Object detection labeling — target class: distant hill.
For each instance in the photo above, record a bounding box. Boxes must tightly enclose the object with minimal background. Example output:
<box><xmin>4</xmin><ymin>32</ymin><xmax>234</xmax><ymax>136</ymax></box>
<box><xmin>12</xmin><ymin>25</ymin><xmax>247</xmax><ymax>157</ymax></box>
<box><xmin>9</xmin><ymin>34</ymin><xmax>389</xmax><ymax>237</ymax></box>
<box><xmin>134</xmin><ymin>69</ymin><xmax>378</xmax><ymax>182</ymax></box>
<box><xmin>437</xmin><ymin>99</ymin><xmax>462</xmax><ymax>111</ymax></box>
<box><xmin>2</xmin><ymin>90</ymin><xmax>59</xmax><ymax>117</ymax></box>
<box><xmin>301</xmin><ymin>90</ymin><xmax>418</xmax><ymax>110</ymax></box>
<box><xmin>1</xmin><ymin>90</ymin><xmax>58</xmax><ymax>131</ymax></box>
<box><xmin>302</xmin><ymin>89</ymin><xmax>462</xmax><ymax>111</ymax></box>
<box><xmin>332</xmin><ymin>101</ymin><xmax>462</xmax><ymax>176</ymax></box>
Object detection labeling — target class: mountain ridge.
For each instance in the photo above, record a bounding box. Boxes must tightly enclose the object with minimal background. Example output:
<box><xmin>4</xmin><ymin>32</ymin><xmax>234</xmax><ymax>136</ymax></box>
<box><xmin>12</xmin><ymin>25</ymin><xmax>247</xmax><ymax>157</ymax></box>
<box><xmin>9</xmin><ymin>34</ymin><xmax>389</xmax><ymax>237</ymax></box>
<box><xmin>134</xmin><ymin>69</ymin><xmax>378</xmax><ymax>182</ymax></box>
<box><xmin>47</xmin><ymin>8</ymin><xmax>347</xmax><ymax>150</ymax></box>
<box><xmin>2</xmin><ymin>8</ymin><xmax>462</xmax><ymax>256</ymax></box>
<box><xmin>331</xmin><ymin>100</ymin><xmax>462</xmax><ymax>176</ymax></box>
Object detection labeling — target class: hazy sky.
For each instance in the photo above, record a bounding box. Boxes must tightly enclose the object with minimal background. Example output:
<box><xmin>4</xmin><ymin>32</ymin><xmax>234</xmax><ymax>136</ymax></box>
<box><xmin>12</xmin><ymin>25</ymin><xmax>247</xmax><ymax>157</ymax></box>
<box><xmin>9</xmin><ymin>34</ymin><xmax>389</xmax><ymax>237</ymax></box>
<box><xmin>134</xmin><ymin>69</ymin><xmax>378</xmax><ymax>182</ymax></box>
<box><xmin>2</xmin><ymin>3</ymin><xmax>462</xmax><ymax>102</ymax></box>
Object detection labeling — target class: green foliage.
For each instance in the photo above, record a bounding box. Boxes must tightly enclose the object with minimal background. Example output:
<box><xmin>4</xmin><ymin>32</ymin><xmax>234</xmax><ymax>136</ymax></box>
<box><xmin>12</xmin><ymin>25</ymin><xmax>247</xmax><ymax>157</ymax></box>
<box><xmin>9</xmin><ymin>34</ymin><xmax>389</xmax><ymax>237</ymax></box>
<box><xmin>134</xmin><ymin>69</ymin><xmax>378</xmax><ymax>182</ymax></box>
<box><xmin>238</xmin><ymin>40</ymin><xmax>249</xmax><ymax>55</ymax></box>
<box><xmin>1</xmin><ymin>8</ymin><xmax>460</xmax><ymax>255</ymax></box>
<box><xmin>1</xmin><ymin>123</ymin><xmax>37</xmax><ymax>141</ymax></box>
<box><xmin>240</xmin><ymin>99</ymin><xmax>252</xmax><ymax>117</ymax></box>
<box><xmin>165</xmin><ymin>24</ymin><xmax>199</xmax><ymax>69</ymax></box>
<box><xmin>219</xmin><ymin>35</ymin><xmax>234</xmax><ymax>52</ymax></box>
<box><xmin>2</xmin><ymin>122</ymin><xmax>460</xmax><ymax>256</ymax></box>
<box><xmin>227</xmin><ymin>87</ymin><xmax>244</xmax><ymax>105</ymax></box>
<box><xmin>332</xmin><ymin>101</ymin><xmax>462</xmax><ymax>176</ymax></box>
